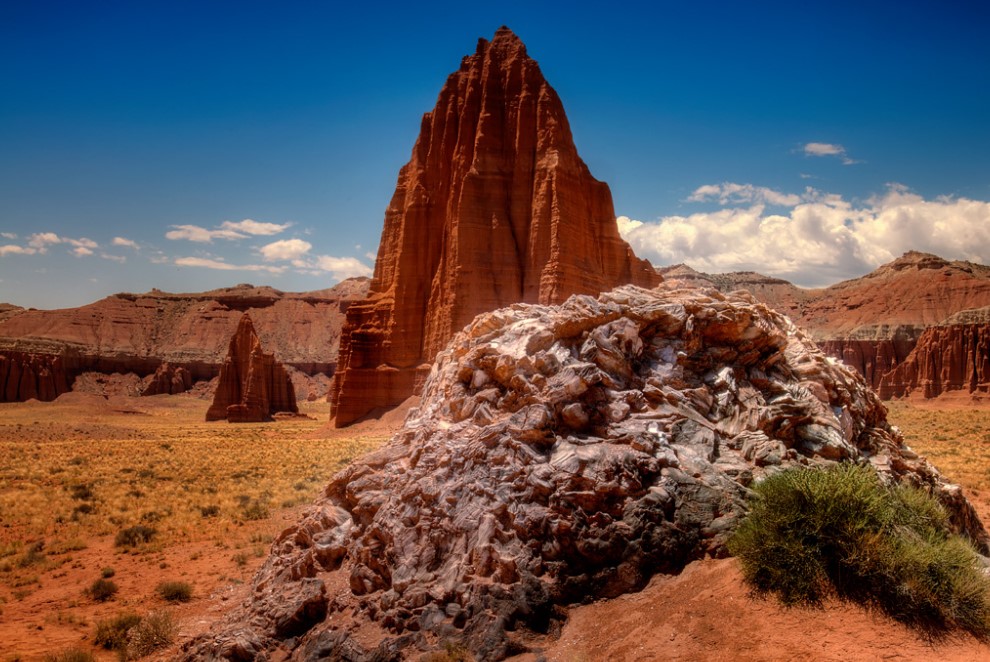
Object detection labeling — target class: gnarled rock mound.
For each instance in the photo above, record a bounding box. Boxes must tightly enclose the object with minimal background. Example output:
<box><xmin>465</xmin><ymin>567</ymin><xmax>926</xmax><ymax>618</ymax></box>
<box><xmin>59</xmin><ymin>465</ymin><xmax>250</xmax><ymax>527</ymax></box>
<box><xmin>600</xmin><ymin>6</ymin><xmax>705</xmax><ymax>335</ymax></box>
<box><xmin>205</xmin><ymin>314</ymin><xmax>297</xmax><ymax>422</ymax></box>
<box><xmin>329</xmin><ymin>27</ymin><xmax>659</xmax><ymax>427</ymax></box>
<box><xmin>189</xmin><ymin>286</ymin><xmax>986</xmax><ymax>661</ymax></box>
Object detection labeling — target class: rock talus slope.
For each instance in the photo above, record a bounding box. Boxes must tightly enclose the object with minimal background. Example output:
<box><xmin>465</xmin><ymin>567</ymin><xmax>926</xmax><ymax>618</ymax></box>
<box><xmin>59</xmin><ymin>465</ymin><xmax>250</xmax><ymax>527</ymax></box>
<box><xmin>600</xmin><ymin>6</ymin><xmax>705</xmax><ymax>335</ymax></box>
<box><xmin>329</xmin><ymin>27</ymin><xmax>659</xmax><ymax>427</ymax></box>
<box><xmin>188</xmin><ymin>286</ymin><xmax>986</xmax><ymax>661</ymax></box>
<box><xmin>205</xmin><ymin>314</ymin><xmax>298</xmax><ymax>422</ymax></box>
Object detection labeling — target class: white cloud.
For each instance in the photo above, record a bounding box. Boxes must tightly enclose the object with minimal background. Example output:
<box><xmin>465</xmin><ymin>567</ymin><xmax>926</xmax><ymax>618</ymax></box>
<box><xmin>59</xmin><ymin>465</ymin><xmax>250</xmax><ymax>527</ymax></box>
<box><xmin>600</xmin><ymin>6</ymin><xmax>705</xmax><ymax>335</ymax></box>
<box><xmin>67</xmin><ymin>237</ymin><xmax>98</xmax><ymax>249</ymax></box>
<box><xmin>688</xmin><ymin>183</ymin><xmax>802</xmax><ymax>207</ymax></box>
<box><xmin>174</xmin><ymin>256</ymin><xmax>286</xmax><ymax>274</ymax></box>
<box><xmin>166</xmin><ymin>224</ymin><xmax>246</xmax><ymax>242</ymax></box>
<box><xmin>260</xmin><ymin>238</ymin><xmax>312</xmax><ymax>261</ymax></box>
<box><xmin>802</xmin><ymin>142</ymin><xmax>859</xmax><ymax>165</ymax></box>
<box><xmin>221</xmin><ymin>219</ymin><xmax>290</xmax><ymax>236</ymax></box>
<box><xmin>0</xmin><ymin>244</ymin><xmax>35</xmax><ymax>256</ymax></box>
<box><xmin>618</xmin><ymin>183</ymin><xmax>990</xmax><ymax>287</ymax></box>
<box><xmin>1</xmin><ymin>232</ymin><xmax>16</xmax><ymax>240</ymax></box>
<box><xmin>313</xmin><ymin>255</ymin><xmax>373</xmax><ymax>280</ymax></box>
<box><xmin>28</xmin><ymin>232</ymin><xmax>61</xmax><ymax>253</ymax></box>
<box><xmin>113</xmin><ymin>237</ymin><xmax>139</xmax><ymax>249</ymax></box>
<box><xmin>101</xmin><ymin>253</ymin><xmax>127</xmax><ymax>263</ymax></box>
<box><xmin>72</xmin><ymin>246</ymin><xmax>94</xmax><ymax>257</ymax></box>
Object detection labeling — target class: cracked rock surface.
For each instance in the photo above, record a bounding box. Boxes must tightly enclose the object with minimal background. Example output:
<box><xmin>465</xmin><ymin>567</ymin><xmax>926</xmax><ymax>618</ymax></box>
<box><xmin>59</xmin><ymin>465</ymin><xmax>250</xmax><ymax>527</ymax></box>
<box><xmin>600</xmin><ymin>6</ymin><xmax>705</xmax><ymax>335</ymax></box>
<box><xmin>187</xmin><ymin>285</ymin><xmax>988</xmax><ymax>661</ymax></box>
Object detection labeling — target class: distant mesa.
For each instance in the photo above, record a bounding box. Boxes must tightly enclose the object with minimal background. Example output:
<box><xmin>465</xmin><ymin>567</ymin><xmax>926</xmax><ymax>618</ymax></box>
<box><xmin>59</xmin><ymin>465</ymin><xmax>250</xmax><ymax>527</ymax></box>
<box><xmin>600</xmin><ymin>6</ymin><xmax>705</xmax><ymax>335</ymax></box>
<box><xmin>0</xmin><ymin>279</ymin><xmax>370</xmax><ymax>403</ymax></box>
<box><xmin>205</xmin><ymin>313</ymin><xmax>298</xmax><ymax>422</ymax></box>
<box><xmin>659</xmin><ymin>251</ymin><xmax>990</xmax><ymax>400</ymax></box>
<box><xmin>329</xmin><ymin>26</ymin><xmax>660</xmax><ymax>427</ymax></box>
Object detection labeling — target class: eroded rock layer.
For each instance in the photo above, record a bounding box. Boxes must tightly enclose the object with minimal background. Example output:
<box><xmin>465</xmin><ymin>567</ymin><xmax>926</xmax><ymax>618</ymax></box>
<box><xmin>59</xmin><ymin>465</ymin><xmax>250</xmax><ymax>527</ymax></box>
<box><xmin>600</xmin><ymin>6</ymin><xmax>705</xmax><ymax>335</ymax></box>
<box><xmin>189</xmin><ymin>286</ymin><xmax>986</xmax><ymax>661</ymax></box>
<box><xmin>659</xmin><ymin>253</ymin><xmax>990</xmax><ymax>393</ymax></box>
<box><xmin>205</xmin><ymin>314</ymin><xmax>297</xmax><ymax>422</ymax></box>
<box><xmin>141</xmin><ymin>362</ymin><xmax>192</xmax><ymax>396</ymax></box>
<box><xmin>0</xmin><ymin>279</ymin><xmax>368</xmax><ymax>402</ymax></box>
<box><xmin>879</xmin><ymin>323</ymin><xmax>990</xmax><ymax>399</ymax></box>
<box><xmin>329</xmin><ymin>27</ymin><xmax>659</xmax><ymax>426</ymax></box>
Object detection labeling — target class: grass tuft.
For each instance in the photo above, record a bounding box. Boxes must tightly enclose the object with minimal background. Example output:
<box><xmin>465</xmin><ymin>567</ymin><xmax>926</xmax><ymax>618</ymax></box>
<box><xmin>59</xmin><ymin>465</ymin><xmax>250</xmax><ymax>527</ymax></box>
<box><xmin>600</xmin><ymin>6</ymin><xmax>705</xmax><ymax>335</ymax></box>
<box><xmin>729</xmin><ymin>463</ymin><xmax>990</xmax><ymax>638</ymax></box>
<box><xmin>94</xmin><ymin>611</ymin><xmax>141</xmax><ymax>651</ymax></box>
<box><xmin>87</xmin><ymin>577</ymin><xmax>119</xmax><ymax>602</ymax></box>
<box><xmin>114</xmin><ymin>525</ymin><xmax>156</xmax><ymax>548</ymax></box>
<box><xmin>156</xmin><ymin>580</ymin><xmax>193</xmax><ymax>602</ymax></box>
<box><xmin>124</xmin><ymin>609</ymin><xmax>175</xmax><ymax>659</ymax></box>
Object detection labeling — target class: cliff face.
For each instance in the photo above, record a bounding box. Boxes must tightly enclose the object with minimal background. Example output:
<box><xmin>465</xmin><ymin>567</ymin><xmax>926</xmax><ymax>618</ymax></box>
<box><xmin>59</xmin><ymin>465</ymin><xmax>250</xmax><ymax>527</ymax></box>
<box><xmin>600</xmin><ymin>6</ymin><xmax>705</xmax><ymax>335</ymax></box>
<box><xmin>0</xmin><ymin>279</ymin><xmax>368</xmax><ymax>402</ymax></box>
<box><xmin>879</xmin><ymin>324</ymin><xmax>990</xmax><ymax>399</ymax></box>
<box><xmin>329</xmin><ymin>27</ymin><xmax>660</xmax><ymax>426</ymax></box>
<box><xmin>0</xmin><ymin>351</ymin><xmax>70</xmax><ymax>402</ymax></box>
<box><xmin>205</xmin><ymin>314</ymin><xmax>297</xmax><ymax>422</ymax></box>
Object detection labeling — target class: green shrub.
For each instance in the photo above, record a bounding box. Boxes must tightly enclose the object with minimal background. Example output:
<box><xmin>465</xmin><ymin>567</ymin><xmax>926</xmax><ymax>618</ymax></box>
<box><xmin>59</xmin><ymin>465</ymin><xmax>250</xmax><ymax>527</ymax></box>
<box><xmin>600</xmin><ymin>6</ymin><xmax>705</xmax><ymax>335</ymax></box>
<box><xmin>94</xmin><ymin>612</ymin><xmax>141</xmax><ymax>650</ymax></box>
<box><xmin>156</xmin><ymin>580</ymin><xmax>193</xmax><ymax>602</ymax></box>
<box><xmin>114</xmin><ymin>525</ymin><xmax>156</xmax><ymax>548</ymax></box>
<box><xmin>43</xmin><ymin>649</ymin><xmax>95</xmax><ymax>662</ymax></box>
<box><xmin>88</xmin><ymin>577</ymin><xmax>119</xmax><ymax>602</ymax></box>
<box><xmin>729</xmin><ymin>463</ymin><xmax>990</xmax><ymax>637</ymax></box>
<box><xmin>124</xmin><ymin>609</ymin><xmax>175</xmax><ymax>659</ymax></box>
<box><xmin>101</xmin><ymin>566</ymin><xmax>115</xmax><ymax>578</ymax></box>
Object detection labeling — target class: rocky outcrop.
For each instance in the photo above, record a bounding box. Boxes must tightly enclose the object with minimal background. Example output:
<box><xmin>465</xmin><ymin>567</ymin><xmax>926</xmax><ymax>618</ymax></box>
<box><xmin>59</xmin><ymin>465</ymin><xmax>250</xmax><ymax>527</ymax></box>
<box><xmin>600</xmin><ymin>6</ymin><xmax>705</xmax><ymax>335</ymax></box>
<box><xmin>0</xmin><ymin>351</ymin><xmax>70</xmax><ymax>401</ymax></box>
<box><xmin>189</xmin><ymin>285</ymin><xmax>986</xmax><ymax>661</ymax></box>
<box><xmin>0</xmin><ymin>279</ymin><xmax>368</xmax><ymax>402</ymax></box>
<box><xmin>329</xmin><ymin>27</ymin><xmax>660</xmax><ymax>427</ymax></box>
<box><xmin>879</xmin><ymin>323</ymin><xmax>990</xmax><ymax>399</ymax></box>
<box><xmin>141</xmin><ymin>362</ymin><xmax>192</xmax><ymax>396</ymax></box>
<box><xmin>206</xmin><ymin>314</ymin><xmax>298</xmax><ymax>422</ymax></box>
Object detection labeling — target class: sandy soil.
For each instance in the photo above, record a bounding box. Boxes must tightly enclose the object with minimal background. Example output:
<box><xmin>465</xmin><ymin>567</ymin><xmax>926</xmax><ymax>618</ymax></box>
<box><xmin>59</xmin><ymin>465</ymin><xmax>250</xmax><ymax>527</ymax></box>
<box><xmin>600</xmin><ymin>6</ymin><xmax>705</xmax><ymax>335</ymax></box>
<box><xmin>4</xmin><ymin>395</ymin><xmax>990</xmax><ymax>661</ymax></box>
<box><xmin>539</xmin><ymin>557</ymin><xmax>990</xmax><ymax>662</ymax></box>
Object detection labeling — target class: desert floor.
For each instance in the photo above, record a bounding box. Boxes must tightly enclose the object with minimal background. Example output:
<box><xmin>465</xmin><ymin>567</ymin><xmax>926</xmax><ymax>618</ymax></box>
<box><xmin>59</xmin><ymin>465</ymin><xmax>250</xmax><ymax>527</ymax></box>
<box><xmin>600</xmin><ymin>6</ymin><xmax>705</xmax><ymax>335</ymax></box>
<box><xmin>1</xmin><ymin>395</ymin><xmax>990</xmax><ymax>660</ymax></box>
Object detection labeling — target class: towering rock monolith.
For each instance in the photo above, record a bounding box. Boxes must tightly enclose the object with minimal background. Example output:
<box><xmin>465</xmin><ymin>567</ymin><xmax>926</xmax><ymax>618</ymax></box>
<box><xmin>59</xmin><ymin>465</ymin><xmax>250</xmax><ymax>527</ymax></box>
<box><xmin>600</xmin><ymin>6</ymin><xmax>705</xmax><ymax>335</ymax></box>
<box><xmin>206</xmin><ymin>314</ymin><xmax>297</xmax><ymax>422</ymax></box>
<box><xmin>329</xmin><ymin>27</ymin><xmax>660</xmax><ymax>426</ymax></box>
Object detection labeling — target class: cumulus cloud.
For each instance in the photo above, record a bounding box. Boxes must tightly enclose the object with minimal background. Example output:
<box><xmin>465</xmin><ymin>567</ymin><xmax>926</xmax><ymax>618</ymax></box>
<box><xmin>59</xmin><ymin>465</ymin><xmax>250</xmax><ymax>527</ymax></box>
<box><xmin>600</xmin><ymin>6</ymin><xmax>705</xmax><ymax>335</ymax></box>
<box><xmin>260</xmin><ymin>238</ymin><xmax>312</xmax><ymax>262</ymax></box>
<box><xmin>618</xmin><ymin>183</ymin><xmax>990</xmax><ymax>287</ymax></box>
<box><xmin>802</xmin><ymin>142</ymin><xmax>859</xmax><ymax>165</ymax></box>
<box><xmin>112</xmin><ymin>237</ymin><xmax>139</xmax><ymax>249</ymax></box>
<box><xmin>688</xmin><ymin>183</ymin><xmax>802</xmax><ymax>207</ymax></box>
<box><xmin>166</xmin><ymin>219</ymin><xmax>290</xmax><ymax>242</ymax></box>
<box><xmin>174</xmin><ymin>256</ymin><xmax>286</xmax><ymax>274</ymax></box>
<box><xmin>313</xmin><ymin>255</ymin><xmax>374</xmax><ymax>280</ymax></box>
<box><xmin>221</xmin><ymin>219</ymin><xmax>290</xmax><ymax>235</ymax></box>
<box><xmin>1</xmin><ymin>232</ymin><xmax>16</xmax><ymax>240</ymax></box>
<box><xmin>28</xmin><ymin>232</ymin><xmax>61</xmax><ymax>253</ymax></box>
<box><xmin>0</xmin><ymin>244</ymin><xmax>34</xmax><ymax>256</ymax></box>
<box><xmin>72</xmin><ymin>246</ymin><xmax>94</xmax><ymax>257</ymax></box>
<box><xmin>166</xmin><ymin>224</ymin><xmax>246</xmax><ymax>242</ymax></box>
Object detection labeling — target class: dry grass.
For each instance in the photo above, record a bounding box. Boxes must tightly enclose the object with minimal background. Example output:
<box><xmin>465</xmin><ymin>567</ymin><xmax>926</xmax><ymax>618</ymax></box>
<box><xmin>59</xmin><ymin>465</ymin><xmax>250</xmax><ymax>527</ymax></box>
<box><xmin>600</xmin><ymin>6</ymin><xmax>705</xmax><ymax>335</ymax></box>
<box><xmin>0</xmin><ymin>396</ymin><xmax>388</xmax><ymax>588</ymax></box>
<box><xmin>887</xmin><ymin>402</ymin><xmax>990</xmax><ymax>497</ymax></box>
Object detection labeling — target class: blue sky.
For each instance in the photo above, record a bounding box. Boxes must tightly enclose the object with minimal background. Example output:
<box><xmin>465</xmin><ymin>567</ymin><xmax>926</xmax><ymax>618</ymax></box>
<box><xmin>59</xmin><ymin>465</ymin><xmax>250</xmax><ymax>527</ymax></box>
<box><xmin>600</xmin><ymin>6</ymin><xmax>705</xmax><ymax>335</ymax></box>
<box><xmin>2</xmin><ymin>0</ymin><xmax>989</xmax><ymax>308</ymax></box>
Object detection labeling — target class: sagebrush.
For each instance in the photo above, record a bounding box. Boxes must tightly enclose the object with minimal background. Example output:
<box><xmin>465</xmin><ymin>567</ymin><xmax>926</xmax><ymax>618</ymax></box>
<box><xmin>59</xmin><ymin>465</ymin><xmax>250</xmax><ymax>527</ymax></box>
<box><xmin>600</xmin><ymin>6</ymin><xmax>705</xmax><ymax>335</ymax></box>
<box><xmin>729</xmin><ymin>463</ymin><xmax>990</xmax><ymax>637</ymax></box>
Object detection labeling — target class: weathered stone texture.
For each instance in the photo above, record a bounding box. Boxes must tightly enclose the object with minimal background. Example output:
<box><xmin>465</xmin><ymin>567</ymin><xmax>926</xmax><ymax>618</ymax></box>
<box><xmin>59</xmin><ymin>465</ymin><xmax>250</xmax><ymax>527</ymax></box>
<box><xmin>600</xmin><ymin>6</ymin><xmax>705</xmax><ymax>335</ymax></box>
<box><xmin>188</xmin><ymin>285</ymin><xmax>986</xmax><ymax>661</ymax></box>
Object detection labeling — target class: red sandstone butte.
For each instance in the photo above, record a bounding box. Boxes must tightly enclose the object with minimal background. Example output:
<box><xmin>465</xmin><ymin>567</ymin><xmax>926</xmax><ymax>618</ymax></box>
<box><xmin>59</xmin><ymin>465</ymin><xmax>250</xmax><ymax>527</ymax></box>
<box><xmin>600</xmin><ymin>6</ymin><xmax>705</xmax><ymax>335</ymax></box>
<box><xmin>329</xmin><ymin>27</ymin><xmax>660</xmax><ymax>426</ymax></box>
<box><xmin>879</xmin><ymin>322</ymin><xmax>990</xmax><ymax>399</ymax></box>
<box><xmin>206</xmin><ymin>314</ymin><xmax>297</xmax><ymax>422</ymax></box>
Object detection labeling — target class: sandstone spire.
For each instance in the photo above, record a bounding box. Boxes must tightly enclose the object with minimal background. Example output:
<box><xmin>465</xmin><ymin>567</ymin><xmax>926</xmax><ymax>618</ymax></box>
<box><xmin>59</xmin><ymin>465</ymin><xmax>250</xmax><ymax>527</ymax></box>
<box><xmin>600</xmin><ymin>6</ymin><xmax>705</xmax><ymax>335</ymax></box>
<box><xmin>206</xmin><ymin>313</ymin><xmax>297</xmax><ymax>422</ymax></box>
<box><xmin>330</xmin><ymin>27</ymin><xmax>660</xmax><ymax>426</ymax></box>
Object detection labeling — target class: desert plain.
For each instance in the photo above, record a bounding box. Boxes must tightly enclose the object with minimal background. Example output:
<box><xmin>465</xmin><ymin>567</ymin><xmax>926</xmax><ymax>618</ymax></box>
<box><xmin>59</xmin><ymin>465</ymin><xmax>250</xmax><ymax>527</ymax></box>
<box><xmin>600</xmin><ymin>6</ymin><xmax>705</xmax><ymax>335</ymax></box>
<box><xmin>1</xmin><ymin>392</ymin><xmax>990</xmax><ymax>661</ymax></box>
